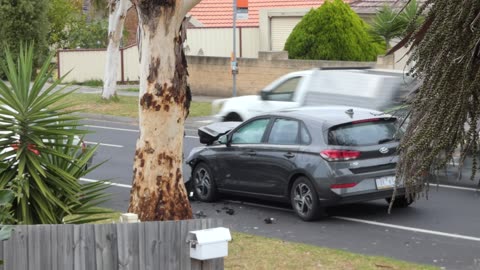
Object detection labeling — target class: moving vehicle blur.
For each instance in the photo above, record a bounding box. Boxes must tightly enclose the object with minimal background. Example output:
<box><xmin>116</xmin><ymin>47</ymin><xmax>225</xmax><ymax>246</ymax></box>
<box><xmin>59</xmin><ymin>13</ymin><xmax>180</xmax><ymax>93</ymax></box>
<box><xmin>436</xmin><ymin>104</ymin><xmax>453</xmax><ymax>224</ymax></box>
<box><xmin>212</xmin><ymin>68</ymin><xmax>412</xmax><ymax>122</ymax></box>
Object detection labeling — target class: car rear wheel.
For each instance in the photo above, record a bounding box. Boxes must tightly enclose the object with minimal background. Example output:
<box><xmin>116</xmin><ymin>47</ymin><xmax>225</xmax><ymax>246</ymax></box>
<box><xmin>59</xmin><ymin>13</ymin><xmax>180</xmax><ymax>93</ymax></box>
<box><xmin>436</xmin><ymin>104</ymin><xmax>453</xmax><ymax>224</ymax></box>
<box><xmin>290</xmin><ymin>177</ymin><xmax>322</xmax><ymax>221</ymax></box>
<box><xmin>192</xmin><ymin>163</ymin><xmax>218</xmax><ymax>202</ymax></box>
<box><xmin>386</xmin><ymin>196</ymin><xmax>414</xmax><ymax>208</ymax></box>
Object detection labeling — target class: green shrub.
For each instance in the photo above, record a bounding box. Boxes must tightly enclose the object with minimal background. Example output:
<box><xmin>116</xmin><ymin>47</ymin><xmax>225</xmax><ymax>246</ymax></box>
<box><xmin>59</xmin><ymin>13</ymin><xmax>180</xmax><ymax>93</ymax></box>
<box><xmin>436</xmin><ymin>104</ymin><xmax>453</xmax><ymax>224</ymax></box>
<box><xmin>67</xmin><ymin>18</ymin><xmax>109</xmax><ymax>49</ymax></box>
<box><xmin>284</xmin><ymin>0</ymin><xmax>384</xmax><ymax>61</ymax></box>
<box><xmin>0</xmin><ymin>0</ymin><xmax>49</xmax><ymax>78</ymax></box>
<box><xmin>48</xmin><ymin>0</ymin><xmax>82</xmax><ymax>49</ymax></box>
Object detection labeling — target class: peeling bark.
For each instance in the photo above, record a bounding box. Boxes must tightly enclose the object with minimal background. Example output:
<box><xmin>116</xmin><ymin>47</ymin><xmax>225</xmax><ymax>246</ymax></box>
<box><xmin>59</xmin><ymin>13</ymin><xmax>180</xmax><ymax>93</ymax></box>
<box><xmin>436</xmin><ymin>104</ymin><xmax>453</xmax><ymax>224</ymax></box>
<box><xmin>102</xmin><ymin>0</ymin><xmax>132</xmax><ymax>100</ymax></box>
<box><xmin>128</xmin><ymin>0</ymin><xmax>199</xmax><ymax>221</ymax></box>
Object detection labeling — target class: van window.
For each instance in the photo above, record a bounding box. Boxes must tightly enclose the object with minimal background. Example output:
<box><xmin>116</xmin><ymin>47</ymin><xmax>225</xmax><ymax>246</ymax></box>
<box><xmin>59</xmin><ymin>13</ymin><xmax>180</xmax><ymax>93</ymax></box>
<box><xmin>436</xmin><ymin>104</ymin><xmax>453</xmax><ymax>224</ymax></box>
<box><xmin>266</xmin><ymin>77</ymin><xmax>301</xmax><ymax>102</ymax></box>
<box><xmin>328</xmin><ymin>119</ymin><xmax>399</xmax><ymax>146</ymax></box>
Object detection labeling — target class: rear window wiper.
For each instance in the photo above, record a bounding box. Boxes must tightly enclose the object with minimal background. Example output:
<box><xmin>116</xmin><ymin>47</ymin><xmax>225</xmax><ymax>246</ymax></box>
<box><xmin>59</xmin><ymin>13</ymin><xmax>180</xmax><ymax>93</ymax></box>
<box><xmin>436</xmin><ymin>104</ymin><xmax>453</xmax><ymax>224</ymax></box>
<box><xmin>378</xmin><ymin>138</ymin><xmax>399</xmax><ymax>144</ymax></box>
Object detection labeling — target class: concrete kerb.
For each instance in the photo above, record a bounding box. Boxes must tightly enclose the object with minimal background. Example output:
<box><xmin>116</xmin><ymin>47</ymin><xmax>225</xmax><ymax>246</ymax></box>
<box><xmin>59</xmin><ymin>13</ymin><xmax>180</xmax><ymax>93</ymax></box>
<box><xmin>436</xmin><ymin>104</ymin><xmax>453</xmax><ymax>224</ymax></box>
<box><xmin>76</xmin><ymin>112</ymin><xmax>214</xmax><ymax>130</ymax></box>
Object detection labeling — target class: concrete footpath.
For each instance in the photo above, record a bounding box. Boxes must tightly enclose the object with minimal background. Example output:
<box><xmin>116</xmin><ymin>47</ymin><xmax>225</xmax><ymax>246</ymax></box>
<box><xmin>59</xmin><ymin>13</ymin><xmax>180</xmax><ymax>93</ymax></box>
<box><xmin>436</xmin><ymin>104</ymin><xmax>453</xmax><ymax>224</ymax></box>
<box><xmin>56</xmin><ymin>83</ymin><xmax>221</xmax><ymax>103</ymax></box>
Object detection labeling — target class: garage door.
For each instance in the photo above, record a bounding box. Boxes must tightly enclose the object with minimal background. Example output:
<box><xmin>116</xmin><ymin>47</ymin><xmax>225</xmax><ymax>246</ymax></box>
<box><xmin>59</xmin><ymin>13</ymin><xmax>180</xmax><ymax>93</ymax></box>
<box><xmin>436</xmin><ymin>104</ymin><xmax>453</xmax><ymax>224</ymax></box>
<box><xmin>271</xmin><ymin>17</ymin><xmax>302</xmax><ymax>51</ymax></box>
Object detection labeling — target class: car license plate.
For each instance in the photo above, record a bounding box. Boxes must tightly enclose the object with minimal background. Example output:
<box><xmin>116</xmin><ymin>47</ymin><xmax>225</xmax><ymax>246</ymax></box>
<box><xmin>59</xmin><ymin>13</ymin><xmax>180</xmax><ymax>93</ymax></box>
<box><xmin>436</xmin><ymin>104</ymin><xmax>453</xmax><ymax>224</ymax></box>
<box><xmin>375</xmin><ymin>176</ymin><xmax>396</xmax><ymax>190</ymax></box>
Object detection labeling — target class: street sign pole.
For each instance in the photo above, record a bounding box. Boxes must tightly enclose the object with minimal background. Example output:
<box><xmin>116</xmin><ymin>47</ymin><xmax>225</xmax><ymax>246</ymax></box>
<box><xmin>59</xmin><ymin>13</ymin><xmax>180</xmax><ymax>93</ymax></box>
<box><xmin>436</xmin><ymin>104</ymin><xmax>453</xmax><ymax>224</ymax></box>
<box><xmin>232</xmin><ymin>0</ymin><xmax>237</xmax><ymax>97</ymax></box>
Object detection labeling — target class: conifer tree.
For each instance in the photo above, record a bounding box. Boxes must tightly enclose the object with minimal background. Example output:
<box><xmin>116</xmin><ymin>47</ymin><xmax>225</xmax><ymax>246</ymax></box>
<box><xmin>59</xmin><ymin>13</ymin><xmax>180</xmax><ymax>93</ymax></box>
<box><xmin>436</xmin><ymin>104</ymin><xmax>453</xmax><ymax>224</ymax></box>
<box><xmin>284</xmin><ymin>0</ymin><xmax>383</xmax><ymax>61</ymax></box>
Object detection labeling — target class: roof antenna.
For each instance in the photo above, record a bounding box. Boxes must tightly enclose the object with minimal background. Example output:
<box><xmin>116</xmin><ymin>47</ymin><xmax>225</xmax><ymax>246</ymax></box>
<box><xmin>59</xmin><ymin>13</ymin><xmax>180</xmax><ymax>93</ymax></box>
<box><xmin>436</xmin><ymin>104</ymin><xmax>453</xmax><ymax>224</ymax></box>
<box><xmin>345</xmin><ymin>108</ymin><xmax>354</xmax><ymax>118</ymax></box>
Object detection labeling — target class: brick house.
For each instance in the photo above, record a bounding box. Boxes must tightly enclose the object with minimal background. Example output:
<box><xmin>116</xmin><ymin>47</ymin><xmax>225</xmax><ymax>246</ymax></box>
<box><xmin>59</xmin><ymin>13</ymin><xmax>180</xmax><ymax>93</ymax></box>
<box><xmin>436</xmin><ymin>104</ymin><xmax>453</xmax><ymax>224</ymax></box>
<box><xmin>123</xmin><ymin>0</ymin><xmax>410</xmax><ymax>57</ymax></box>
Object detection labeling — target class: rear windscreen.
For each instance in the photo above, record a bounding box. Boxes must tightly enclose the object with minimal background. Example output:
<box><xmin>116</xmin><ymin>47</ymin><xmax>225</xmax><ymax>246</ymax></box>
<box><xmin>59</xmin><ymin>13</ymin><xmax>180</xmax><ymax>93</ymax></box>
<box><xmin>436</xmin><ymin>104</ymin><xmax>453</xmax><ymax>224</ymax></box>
<box><xmin>328</xmin><ymin>119</ymin><xmax>399</xmax><ymax>146</ymax></box>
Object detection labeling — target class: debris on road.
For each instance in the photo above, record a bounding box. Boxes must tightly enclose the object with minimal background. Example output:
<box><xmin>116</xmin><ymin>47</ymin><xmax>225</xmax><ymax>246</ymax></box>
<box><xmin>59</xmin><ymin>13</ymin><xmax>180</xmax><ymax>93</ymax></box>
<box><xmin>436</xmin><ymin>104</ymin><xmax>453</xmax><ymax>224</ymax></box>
<box><xmin>222</xmin><ymin>206</ymin><xmax>235</xmax><ymax>215</ymax></box>
<box><xmin>194</xmin><ymin>210</ymin><xmax>207</xmax><ymax>218</ymax></box>
<box><xmin>264</xmin><ymin>217</ymin><xmax>276</xmax><ymax>224</ymax></box>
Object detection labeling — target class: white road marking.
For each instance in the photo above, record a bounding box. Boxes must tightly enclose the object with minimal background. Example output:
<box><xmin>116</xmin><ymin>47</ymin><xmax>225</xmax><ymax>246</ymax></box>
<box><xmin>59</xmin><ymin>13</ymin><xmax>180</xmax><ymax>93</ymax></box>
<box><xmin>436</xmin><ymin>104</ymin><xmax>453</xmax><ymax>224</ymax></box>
<box><xmin>185</xmin><ymin>136</ymin><xmax>199</xmax><ymax>139</ymax></box>
<box><xmin>196</xmin><ymin>120</ymin><xmax>213</xmax><ymax>124</ymax></box>
<box><xmin>82</xmin><ymin>118</ymin><xmax>137</xmax><ymax>125</ymax></box>
<box><xmin>86</xmin><ymin>125</ymin><xmax>139</xmax><ymax>132</ymax></box>
<box><xmin>80</xmin><ymin>178</ymin><xmax>132</xmax><ymax>188</ymax></box>
<box><xmin>334</xmin><ymin>216</ymin><xmax>480</xmax><ymax>242</ymax></box>
<box><xmin>435</xmin><ymin>184</ymin><xmax>478</xmax><ymax>192</ymax></box>
<box><xmin>84</xmin><ymin>141</ymin><xmax>124</xmax><ymax>148</ymax></box>
<box><xmin>85</xmin><ymin>125</ymin><xmax>198</xmax><ymax>135</ymax></box>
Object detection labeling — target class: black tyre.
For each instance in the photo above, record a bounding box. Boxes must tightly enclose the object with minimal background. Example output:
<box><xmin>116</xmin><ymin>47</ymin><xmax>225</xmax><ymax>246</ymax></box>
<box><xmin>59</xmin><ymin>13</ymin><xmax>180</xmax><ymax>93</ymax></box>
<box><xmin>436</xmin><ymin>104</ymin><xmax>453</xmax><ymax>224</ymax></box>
<box><xmin>224</xmin><ymin>113</ymin><xmax>242</xmax><ymax>122</ymax></box>
<box><xmin>386</xmin><ymin>196</ymin><xmax>414</xmax><ymax>208</ymax></box>
<box><xmin>290</xmin><ymin>177</ymin><xmax>323</xmax><ymax>221</ymax></box>
<box><xmin>192</xmin><ymin>163</ymin><xmax>218</xmax><ymax>202</ymax></box>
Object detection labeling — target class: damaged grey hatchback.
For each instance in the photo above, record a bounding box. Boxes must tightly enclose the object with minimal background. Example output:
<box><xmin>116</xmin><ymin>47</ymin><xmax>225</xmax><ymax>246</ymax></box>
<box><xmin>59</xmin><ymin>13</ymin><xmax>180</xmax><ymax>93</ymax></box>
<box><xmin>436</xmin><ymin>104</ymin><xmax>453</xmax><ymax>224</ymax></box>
<box><xmin>186</xmin><ymin>106</ymin><xmax>412</xmax><ymax>221</ymax></box>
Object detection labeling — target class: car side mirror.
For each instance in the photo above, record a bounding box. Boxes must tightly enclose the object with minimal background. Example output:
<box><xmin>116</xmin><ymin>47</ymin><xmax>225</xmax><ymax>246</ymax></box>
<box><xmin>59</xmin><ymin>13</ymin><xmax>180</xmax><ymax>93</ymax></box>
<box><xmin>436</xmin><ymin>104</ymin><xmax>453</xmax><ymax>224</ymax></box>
<box><xmin>218</xmin><ymin>135</ymin><xmax>228</xmax><ymax>144</ymax></box>
<box><xmin>260</xmin><ymin>90</ymin><xmax>269</xmax><ymax>101</ymax></box>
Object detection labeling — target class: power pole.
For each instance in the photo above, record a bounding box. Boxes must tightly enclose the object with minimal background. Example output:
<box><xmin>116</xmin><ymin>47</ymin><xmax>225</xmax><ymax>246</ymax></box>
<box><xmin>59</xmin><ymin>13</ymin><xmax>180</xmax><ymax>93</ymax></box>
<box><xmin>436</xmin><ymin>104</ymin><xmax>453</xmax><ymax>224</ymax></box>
<box><xmin>232</xmin><ymin>0</ymin><xmax>238</xmax><ymax>97</ymax></box>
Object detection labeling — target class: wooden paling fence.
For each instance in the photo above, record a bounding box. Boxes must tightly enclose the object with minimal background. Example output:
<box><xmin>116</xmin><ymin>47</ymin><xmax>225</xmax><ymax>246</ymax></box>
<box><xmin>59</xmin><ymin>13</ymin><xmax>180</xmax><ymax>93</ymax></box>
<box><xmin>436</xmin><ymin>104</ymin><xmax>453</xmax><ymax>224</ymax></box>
<box><xmin>0</xmin><ymin>218</ymin><xmax>224</xmax><ymax>270</ymax></box>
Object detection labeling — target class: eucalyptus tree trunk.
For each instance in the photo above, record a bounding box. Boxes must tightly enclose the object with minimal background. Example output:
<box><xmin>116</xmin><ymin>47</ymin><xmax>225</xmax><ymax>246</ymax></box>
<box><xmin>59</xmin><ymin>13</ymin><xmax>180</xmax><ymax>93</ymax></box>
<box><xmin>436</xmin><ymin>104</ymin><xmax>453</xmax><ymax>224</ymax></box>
<box><xmin>102</xmin><ymin>0</ymin><xmax>132</xmax><ymax>100</ymax></box>
<box><xmin>128</xmin><ymin>0</ymin><xmax>201</xmax><ymax>221</ymax></box>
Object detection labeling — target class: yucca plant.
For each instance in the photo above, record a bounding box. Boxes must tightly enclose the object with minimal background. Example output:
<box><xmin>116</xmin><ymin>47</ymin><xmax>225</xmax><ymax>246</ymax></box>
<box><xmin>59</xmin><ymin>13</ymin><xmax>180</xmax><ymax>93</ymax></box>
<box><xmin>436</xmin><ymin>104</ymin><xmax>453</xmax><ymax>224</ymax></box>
<box><xmin>0</xmin><ymin>44</ymin><xmax>110</xmax><ymax>224</ymax></box>
<box><xmin>370</xmin><ymin>0</ymin><xmax>423</xmax><ymax>49</ymax></box>
<box><xmin>370</xmin><ymin>5</ymin><xmax>405</xmax><ymax>49</ymax></box>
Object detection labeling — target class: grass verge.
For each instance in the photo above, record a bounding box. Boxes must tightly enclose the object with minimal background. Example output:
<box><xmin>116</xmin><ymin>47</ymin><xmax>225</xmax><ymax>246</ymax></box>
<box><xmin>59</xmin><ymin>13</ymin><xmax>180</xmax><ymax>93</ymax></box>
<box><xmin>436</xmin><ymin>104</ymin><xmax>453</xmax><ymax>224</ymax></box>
<box><xmin>74</xmin><ymin>210</ymin><xmax>437</xmax><ymax>269</ymax></box>
<box><xmin>71</xmin><ymin>80</ymin><xmax>104</xmax><ymax>87</ymax></box>
<box><xmin>60</xmin><ymin>93</ymin><xmax>212</xmax><ymax>118</ymax></box>
<box><xmin>121</xmin><ymin>88</ymin><xmax>139</xmax><ymax>92</ymax></box>
<box><xmin>227</xmin><ymin>232</ymin><xmax>438</xmax><ymax>270</ymax></box>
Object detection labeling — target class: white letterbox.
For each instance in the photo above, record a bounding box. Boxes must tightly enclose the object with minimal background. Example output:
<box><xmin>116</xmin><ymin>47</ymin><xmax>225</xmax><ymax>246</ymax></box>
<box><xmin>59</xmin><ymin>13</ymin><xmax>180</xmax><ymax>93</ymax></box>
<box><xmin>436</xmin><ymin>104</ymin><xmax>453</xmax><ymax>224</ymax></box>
<box><xmin>120</xmin><ymin>213</ymin><xmax>140</xmax><ymax>223</ymax></box>
<box><xmin>188</xmin><ymin>227</ymin><xmax>232</xmax><ymax>260</ymax></box>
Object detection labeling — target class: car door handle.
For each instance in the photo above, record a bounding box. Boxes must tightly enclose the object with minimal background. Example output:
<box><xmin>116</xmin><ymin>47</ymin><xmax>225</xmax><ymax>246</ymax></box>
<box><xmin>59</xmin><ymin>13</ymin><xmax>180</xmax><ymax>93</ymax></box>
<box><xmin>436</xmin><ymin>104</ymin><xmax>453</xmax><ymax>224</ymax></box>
<box><xmin>247</xmin><ymin>151</ymin><xmax>257</xmax><ymax>156</ymax></box>
<box><xmin>284</xmin><ymin>152</ymin><xmax>295</xmax><ymax>159</ymax></box>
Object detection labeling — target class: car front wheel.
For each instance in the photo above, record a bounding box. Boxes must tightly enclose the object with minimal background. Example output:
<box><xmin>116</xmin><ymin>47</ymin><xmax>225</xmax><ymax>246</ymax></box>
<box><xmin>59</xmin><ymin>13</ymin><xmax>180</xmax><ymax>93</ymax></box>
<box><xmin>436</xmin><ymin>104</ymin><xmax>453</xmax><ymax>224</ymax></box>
<box><xmin>192</xmin><ymin>163</ymin><xmax>218</xmax><ymax>202</ymax></box>
<box><xmin>290</xmin><ymin>177</ymin><xmax>323</xmax><ymax>221</ymax></box>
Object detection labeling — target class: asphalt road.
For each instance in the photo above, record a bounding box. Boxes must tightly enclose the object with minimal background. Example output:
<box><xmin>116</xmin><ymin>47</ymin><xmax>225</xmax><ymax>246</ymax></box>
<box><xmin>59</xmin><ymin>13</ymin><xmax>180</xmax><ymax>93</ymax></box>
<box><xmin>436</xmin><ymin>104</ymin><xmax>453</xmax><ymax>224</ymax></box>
<box><xmin>81</xmin><ymin>117</ymin><xmax>480</xmax><ymax>270</ymax></box>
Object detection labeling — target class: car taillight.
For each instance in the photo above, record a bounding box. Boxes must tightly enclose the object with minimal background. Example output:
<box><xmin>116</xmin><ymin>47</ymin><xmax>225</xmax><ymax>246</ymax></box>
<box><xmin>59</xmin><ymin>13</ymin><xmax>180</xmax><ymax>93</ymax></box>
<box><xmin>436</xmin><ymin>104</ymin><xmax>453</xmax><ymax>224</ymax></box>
<box><xmin>330</xmin><ymin>183</ymin><xmax>357</xmax><ymax>189</ymax></box>
<box><xmin>320</xmin><ymin>150</ymin><xmax>360</xmax><ymax>161</ymax></box>
<box><xmin>351</xmin><ymin>118</ymin><xmax>381</xmax><ymax>124</ymax></box>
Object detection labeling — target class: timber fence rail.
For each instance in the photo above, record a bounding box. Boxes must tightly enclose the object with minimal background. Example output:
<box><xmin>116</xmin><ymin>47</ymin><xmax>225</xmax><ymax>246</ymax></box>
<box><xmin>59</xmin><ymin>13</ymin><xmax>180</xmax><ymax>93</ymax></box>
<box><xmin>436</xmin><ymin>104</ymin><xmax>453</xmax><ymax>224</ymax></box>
<box><xmin>0</xmin><ymin>218</ymin><xmax>224</xmax><ymax>270</ymax></box>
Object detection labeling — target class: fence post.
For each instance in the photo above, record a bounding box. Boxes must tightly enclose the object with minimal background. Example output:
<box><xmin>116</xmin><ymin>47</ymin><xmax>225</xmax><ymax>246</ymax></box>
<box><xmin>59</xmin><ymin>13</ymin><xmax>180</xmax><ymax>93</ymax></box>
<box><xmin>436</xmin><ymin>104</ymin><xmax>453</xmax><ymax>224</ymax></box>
<box><xmin>120</xmin><ymin>47</ymin><xmax>125</xmax><ymax>83</ymax></box>
<box><xmin>57</xmin><ymin>50</ymin><xmax>61</xmax><ymax>80</ymax></box>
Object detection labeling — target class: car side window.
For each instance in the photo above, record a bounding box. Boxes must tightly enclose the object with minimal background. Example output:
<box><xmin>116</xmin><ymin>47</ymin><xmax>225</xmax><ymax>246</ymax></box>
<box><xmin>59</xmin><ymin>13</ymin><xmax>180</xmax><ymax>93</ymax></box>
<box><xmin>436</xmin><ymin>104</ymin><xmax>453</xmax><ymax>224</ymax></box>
<box><xmin>267</xmin><ymin>119</ymin><xmax>300</xmax><ymax>145</ymax></box>
<box><xmin>231</xmin><ymin>119</ymin><xmax>270</xmax><ymax>144</ymax></box>
<box><xmin>266</xmin><ymin>77</ymin><xmax>302</xmax><ymax>102</ymax></box>
<box><xmin>300</xmin><ymin>123</ymin><xmax>311</xmax><ymax>145</ymax></box>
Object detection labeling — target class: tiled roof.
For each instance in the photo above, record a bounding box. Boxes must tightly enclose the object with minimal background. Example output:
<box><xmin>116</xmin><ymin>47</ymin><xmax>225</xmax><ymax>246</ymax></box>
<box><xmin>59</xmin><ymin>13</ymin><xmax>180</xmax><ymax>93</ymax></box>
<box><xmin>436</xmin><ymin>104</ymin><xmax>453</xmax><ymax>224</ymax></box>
<box><xmin>349</xmin><ymin>0</ymin><xmax>410</xmax><ymax>13</ymax></box>
<box><xmin>188</xmin><ymin>0</ymin><xmax>413</xmax><ymax>28</ymax></box>
<box><xmin>188</xmin><ymin>0</ymin><xmax>326</xmax><ymax>28</ymax></box>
